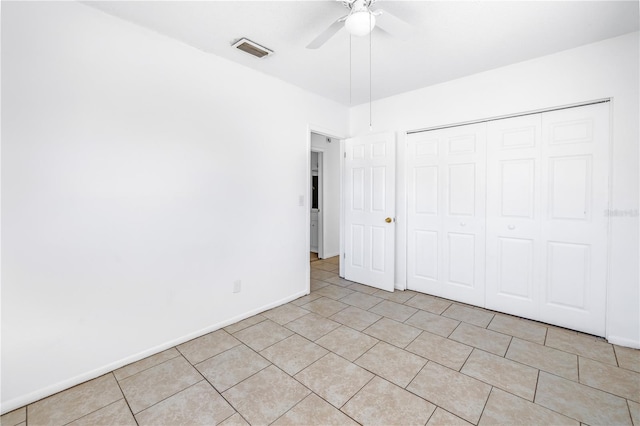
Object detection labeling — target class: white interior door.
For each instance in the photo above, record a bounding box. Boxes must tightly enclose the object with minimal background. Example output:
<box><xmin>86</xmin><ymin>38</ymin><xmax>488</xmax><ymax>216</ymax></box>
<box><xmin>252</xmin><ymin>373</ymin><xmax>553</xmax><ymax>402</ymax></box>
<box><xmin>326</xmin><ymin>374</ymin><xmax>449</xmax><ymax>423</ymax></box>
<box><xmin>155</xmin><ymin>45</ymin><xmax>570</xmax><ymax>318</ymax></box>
<box><xmin>407</xmin><ymin>124</ymin><xmax>486</xmax><ymax>306</ymax></box>
<box><xmin>486</xmin><ymin>114</ymin><xmax>543</xmax><ymax>319</ymax></box>
<box><xmin>406</xmin><ymin>132</ymin><xmax>441</xmax><ymax>295</ymax></box>
<box><xmin>344</xmin><ymin>132</ymin><xmax>395</xmax><ymax>291</ymax></box>
<box><xmin>539</xmin><ymin>103</ymin><xmax>609</xmax><ymax>336</ymax></box>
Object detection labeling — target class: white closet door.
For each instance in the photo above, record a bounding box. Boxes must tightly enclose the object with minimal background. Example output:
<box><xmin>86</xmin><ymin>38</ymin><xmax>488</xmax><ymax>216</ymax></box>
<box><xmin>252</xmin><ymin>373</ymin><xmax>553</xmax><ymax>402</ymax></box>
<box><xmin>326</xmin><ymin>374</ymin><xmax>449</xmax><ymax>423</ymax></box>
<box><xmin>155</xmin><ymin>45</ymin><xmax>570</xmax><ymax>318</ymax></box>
<box><xmin>407</xmin><ymin>132</ymin><xmax>441</xmax><ymax>295</ymax></box>
<box><xmin>344</xmin><ymin>132</ymin><xmax>396</xmax><ymax>291</ymax></box>
<box><xmin>539</xmin><ymin>103</ymin><xmax>609</xmax><ymax>336</ymax></box>
<box><xmin>407</xmin><ymin>124</ymin><xmax>486</xmax><ymax>306</ymax></box>
<box><xmin>486</xmin><ymin>114</ymin><xmax>543</xmax><ymax>319</ymax></box>
<box><xmin>485</xmin><ymin>103</ymin><xmax>609</xmax><ymax>336</ymax></box>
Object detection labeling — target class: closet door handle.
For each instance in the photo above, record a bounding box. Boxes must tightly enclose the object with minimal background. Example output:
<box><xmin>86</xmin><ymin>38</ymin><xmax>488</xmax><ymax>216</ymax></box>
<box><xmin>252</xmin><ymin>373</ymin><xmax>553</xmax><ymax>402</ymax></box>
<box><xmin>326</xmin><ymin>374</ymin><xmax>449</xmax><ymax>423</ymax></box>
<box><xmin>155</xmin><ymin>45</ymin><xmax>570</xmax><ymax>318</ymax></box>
<box><xmin>460</xmin><ymin>222</ymin><xmax>466</xmax><ymax>227</ymax></box>
<box><xmin>508</xmin><ymin>224</ymin><xmax>516</xmax><ymax>230</ymax></box>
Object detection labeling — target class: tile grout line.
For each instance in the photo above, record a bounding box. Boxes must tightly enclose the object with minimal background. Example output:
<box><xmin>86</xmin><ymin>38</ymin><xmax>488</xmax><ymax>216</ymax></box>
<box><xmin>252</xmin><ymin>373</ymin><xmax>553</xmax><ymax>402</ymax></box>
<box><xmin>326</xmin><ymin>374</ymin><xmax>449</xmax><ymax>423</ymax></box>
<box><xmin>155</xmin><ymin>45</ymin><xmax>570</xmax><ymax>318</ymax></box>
<box><xmin>577</xmin><ymin>355</ymin><xmax>581</xmax><ymax>384</ymax></box>
<box><xmin>476</xmin><ymin>385</ymin><xmax>494</xmax><ymax>425</ymax></box>
<box><xmin>503</xmin><ymin>336</ymin><xmax>514</xmax><ymax>358</ymax></box>
<box><xmin>217</xmin><ymin>359</ymin><xmax>272</xmax><ymax>395</ymax></box>
<box><xmin>458</xmin><ymin>345</ymin><xmax>476</xmax><ymax>372</ymax></box>
<box><xmin>532</xmin><ymin>369</ymin><xmax>541</xmax><ymax>403</ymax></box>
<box><xmin>402</xmin><ymin>351</ymin><xmax>429</xmax><ymax>390</ymax></box>
<box><xmin>116</xmin><ymin>350</ymin><xmax>182</xmax><ymax>381</ymax></box>
<box><xmin>336</xmin><ymin>374</ymin><xmax>376</xmax><ymax>414</ymax></box>
<box><xmin>539</xmin><ymin>367</ymin><xmax>638</xmax><ymax>406</ymax></box>
<box><xmin>187</xmin><ymin>341</ymin><xmax>243</xmax><ymax>369</ymax></box>
<box><xmin>543</xmin><ymin>325</ymin><xmax>549</xmax><ymax>346</ymax></box>
<box><xmin>612</xmin><ymin>344</ymin><xmax>621</xmax><ymax>368</ymax></box>
<box><xmin>263</xmin><ymin>364</ymin><xmax>340</xmax><ymax>422</ymax></box>
<box><xmin>423</xmin><ymin>406</ymin><xmax>437</xmax><ymax>426</ymax></box>
<box><xmin>401</xmin><ymin>360</ymin><xmax>454</xmax><ymax>418</ymax></box>
<box><xmin>625</xmin><ymin>400</ymin><xmax>635</xmax><ymax>425</ymax></box>
<box><xmin>111</xmin><ymin>372</ymin><xmax>141</xmax><ymax>424</ymax></box>
<box><xmin>132</xmin><ymin>376</ymin><xmax>208</xmax><ymax>418</ymax></box>
<box><xmin>403</xmin><ymin>327</ymin><xmax>423</xmax><ymax>349</ymax></box>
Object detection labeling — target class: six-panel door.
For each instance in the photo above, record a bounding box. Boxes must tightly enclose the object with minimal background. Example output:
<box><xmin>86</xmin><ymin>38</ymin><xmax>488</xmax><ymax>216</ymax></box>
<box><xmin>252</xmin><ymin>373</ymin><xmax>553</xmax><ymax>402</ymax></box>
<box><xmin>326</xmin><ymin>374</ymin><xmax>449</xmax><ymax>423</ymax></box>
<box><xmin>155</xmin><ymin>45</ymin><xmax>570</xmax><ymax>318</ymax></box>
<box><xmin>485</xmin><ymin>114</ymin><xmax>543</xmax><ymax>319</ymax></box>
<box><xmin>539</xmin><ymin>104</ymin><xmax>609</xmax><ymax>335</ymax></box>
<box><xmin>344</xmin><ymin>132</ymin><xmax>396</xmax><ymax>292</ymax></box>
<box><xmin>407</xmin><ymin>123</ymin><xmax>486</xmax><ymax>306</ymax></box>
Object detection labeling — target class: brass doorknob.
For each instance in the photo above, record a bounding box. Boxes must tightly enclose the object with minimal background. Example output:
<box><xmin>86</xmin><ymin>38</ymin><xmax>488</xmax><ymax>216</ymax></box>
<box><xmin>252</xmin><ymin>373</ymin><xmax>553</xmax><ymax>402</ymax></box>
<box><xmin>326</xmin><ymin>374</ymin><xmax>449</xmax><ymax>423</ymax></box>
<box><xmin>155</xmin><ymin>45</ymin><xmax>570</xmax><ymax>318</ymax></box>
<box><xmin>385</xmin><ymin>217</ymin><xmax>392</xmax><ymax>223</ymax></box>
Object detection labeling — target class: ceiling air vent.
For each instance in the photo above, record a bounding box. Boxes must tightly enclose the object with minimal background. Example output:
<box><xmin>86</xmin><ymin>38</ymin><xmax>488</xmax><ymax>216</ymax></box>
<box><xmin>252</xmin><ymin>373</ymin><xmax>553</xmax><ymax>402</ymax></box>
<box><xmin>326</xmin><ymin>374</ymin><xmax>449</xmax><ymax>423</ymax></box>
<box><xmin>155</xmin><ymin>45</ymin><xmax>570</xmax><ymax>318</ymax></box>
<box><xmin>232</xmin><ymin>38</ymin><xmax>273</xmax><ymax>59</ymax></box>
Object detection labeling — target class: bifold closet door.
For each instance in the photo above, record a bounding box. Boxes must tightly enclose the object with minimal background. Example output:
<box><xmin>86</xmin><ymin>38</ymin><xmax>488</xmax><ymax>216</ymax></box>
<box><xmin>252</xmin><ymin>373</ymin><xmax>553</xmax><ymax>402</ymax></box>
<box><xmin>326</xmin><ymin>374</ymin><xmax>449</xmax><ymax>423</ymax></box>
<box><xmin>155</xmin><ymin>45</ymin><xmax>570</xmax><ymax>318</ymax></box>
<box><xmin>485</xmin><ymin>114</ymin><xmax>543</xmax><ymax>319</ymax></box>
<box><xmin>539</xmin><ymin>103</ymin><xmax>609</xmax><ymax>335</ymax></box>
<box><xmin>486</xmin><ymin>102</ymin><xmax>609</xmax><ymax>336</ymax></box>
<box><xmin>407</xmin><ymin>124</ymin><xmax>486</xmax><ymax>306</ymax></box>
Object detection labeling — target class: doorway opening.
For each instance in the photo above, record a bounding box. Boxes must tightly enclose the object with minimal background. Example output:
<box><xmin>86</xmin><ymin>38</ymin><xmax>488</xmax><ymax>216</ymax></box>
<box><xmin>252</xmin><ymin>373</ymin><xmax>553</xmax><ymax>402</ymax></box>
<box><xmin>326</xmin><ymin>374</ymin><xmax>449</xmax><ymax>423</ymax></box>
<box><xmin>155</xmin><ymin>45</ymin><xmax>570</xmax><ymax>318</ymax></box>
<box><xmin>308</xmin><ymin>130</ymin><xmax>341</xmax><ymax>263</ymax></box>
<box><xmin>310</xmin><ymin>150</ymin><xmax>323</xmax><ymax>259</ymax></box>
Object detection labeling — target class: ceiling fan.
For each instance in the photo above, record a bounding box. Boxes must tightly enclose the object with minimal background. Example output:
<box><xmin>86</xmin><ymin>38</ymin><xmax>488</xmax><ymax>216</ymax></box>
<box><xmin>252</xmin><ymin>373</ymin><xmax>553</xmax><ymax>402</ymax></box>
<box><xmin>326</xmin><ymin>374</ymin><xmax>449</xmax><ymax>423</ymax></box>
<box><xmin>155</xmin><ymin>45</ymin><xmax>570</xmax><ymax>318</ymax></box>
<box><xmin>306</xmin><ymin>0</ymin><xmax>413</xmax><ymax>49</ymax></box>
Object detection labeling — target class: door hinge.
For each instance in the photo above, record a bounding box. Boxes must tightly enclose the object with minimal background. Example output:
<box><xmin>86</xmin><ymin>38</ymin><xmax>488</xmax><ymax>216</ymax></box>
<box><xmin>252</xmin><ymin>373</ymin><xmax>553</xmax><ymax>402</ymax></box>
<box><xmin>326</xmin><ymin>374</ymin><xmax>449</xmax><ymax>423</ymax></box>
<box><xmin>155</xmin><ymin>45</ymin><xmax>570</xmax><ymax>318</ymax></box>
<box><xmin>344</xmin><ymin>152</ymin><xmax>346</xmax><ymax>158</ymax></box>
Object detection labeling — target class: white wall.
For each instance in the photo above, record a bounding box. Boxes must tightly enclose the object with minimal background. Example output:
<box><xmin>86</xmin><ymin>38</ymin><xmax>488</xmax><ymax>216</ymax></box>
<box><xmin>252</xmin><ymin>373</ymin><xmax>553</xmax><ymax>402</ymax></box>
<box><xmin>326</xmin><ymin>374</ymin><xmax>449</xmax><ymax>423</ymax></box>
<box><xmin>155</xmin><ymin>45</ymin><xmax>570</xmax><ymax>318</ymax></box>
<box><xmin>311</xmin><ymin>133</ymin><xmax>341</xmax><ymax>258</ymax></box>
<box><xmin>1</xmin><ymin>1</ymin><xmax>347</xmax><ymax>412</ymax></box>
<box><xmin>350</xmin><ymin>32</ymin><xmax>639</xmax><ymax>347</ymax></box>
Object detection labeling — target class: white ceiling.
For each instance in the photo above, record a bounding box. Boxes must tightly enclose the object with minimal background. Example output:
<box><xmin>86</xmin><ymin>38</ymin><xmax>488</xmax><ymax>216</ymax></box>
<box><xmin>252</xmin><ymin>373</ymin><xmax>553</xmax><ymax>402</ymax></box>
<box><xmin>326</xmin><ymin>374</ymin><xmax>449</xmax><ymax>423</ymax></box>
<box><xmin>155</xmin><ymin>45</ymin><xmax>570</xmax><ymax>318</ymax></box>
<box><xmin>85</xmin><ymin>1</ymin><xmax>639</xmax><ymax>106</ymax></box>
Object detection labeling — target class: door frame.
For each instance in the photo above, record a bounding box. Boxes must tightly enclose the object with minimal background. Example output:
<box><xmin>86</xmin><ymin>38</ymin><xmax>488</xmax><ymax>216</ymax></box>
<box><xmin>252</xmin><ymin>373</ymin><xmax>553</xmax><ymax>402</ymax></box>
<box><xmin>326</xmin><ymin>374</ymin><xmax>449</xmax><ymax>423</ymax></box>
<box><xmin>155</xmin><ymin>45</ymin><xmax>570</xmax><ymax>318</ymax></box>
<box><xmin>306</xmin><ymin>125</ymin><xmax>345</xmax><ymax>280</ymax></box>
<box><xmin>310</xmin><ymin>149</ymin><xmax>324</xmax><ymax>257</ymax></box>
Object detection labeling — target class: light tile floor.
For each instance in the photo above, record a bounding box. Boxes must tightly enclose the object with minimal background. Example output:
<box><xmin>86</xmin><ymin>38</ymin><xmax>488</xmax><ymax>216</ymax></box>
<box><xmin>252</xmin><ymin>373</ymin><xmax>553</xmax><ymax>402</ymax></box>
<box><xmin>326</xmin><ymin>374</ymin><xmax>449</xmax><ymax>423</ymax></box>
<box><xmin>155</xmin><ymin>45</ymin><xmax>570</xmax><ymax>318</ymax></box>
<box><xmin>3</xmin><ymin>256</ymin><xmax>640</xmax><ymax>426</ymax></box>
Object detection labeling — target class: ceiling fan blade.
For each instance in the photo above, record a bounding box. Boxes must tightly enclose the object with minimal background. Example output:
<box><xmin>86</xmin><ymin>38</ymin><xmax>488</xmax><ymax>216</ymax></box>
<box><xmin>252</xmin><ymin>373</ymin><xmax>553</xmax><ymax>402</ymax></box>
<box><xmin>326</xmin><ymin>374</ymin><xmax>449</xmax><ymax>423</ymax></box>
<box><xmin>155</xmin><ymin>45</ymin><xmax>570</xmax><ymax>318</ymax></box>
<box><xmin>306</xmin><ymin>16</ymin><xmax>347</xmax><ymax>49</ymax></box>
<box><xmin>374</xmin><ymin>9</ymin><xmax>413</xmax><ymax>40</ymax></box>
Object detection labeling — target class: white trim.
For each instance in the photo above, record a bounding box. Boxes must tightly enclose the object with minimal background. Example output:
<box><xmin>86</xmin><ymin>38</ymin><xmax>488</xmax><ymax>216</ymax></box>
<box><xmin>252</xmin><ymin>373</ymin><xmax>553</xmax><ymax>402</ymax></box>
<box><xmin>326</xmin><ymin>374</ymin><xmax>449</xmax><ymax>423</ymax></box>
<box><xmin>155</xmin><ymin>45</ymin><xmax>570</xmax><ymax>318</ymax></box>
<box><xmin>311</xmin><ymin>148</ymin><xmax>324</xmax><ymax>258</ymax></box>
<box><xmin>396</xmin><ymin>130</ymin><xmax>408</xmax><ymax>291</ymax></box>
<box><xmin>307</xmin><ymin>124</ymin><xmax>346</xmax><ymax>275</ymax></box>
<box><xmin>605</xmin><ymin>99</ymin><xmax>615</xmax><ymax>344</ymax></box>
<box><xmin>339</xmin><ymin>138</ymin><xmax>346</xmax><ymax>278</ymax></box>
<box><xmin>323</xmin><ymin>251</ymin><xmax>340</xmax><ymax>259</ymax></box>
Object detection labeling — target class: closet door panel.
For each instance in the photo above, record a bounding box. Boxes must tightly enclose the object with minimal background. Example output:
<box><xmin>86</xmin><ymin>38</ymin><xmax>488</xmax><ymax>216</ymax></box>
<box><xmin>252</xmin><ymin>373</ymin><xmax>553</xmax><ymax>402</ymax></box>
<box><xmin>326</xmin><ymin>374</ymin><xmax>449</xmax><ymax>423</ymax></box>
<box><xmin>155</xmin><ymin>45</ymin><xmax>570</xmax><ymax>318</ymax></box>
<box><xmin>486</xmin><ymin>114</ymin><xmax>542</xmax><ymax>319</ymax></box>
<box><xmin>448</xmin><ymin>163</ymin><xmax>476</xmax><ymax>216</ymax></box>
<box><xmin>414</xmin><ymin>230</ymin><xmax>438</xmax><ymax>280</ymax></box>
<box><xmin>540</xmin><ymin>103</ymin><xmax>609</xmax><ymax>336</ymax></box>
<box><xmin>496</xmin><ymin>237</ymin><xmax>534</xmax><ymax>299</ymax></box>
<box><xmin>407</xmin><ymin>134</ymin><xmax>442</xmax><ymax>294</ymax></box>
<box><xmin>447</xmin><ymin>232</ymin><xmax>476</xmax><ymax>287</ymax></box>
<box><xmin>442</xmin><ymin>124</ymin><xmax>486</xmax><ymax>306</ymax></box>
<box><xmin>407</xmin><ymin>124</ymin><xmax>486</xmax><ymax>306</ymax></box>
<box><xmin>486</xmin><ymin>103</ymin><xmax>609</xmax><ymax>335</ymax></box>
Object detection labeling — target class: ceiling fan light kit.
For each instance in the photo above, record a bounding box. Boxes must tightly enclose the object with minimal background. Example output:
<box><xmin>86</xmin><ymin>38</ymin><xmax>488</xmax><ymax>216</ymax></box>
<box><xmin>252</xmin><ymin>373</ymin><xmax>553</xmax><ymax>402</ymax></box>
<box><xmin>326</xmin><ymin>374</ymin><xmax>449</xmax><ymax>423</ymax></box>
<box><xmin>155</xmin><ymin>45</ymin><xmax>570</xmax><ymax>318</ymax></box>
<box><xmin>306</xmin><ymin>0</ymin><xmax>411</xmax><ymax>49</ymax></box>
<box><xmin>345</xmin><ymin>10</ymin><xmax>375</xmax><ymax>36</ymax></box>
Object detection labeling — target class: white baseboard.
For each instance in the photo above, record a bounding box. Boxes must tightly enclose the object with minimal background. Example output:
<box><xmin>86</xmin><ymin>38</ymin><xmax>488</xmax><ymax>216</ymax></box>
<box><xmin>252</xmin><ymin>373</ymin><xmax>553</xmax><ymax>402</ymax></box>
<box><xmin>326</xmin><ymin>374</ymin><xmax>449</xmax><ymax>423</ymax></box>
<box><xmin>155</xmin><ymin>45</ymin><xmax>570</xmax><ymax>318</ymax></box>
<box><xmin>0</xmin><ymin>290</ymin><xmax>308</xmax><ymax>415</ymax></box>
<box><xmin>320</xmin><ymin>251</ymin><xmax>339</xmax><ymax>259</ymax></box>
